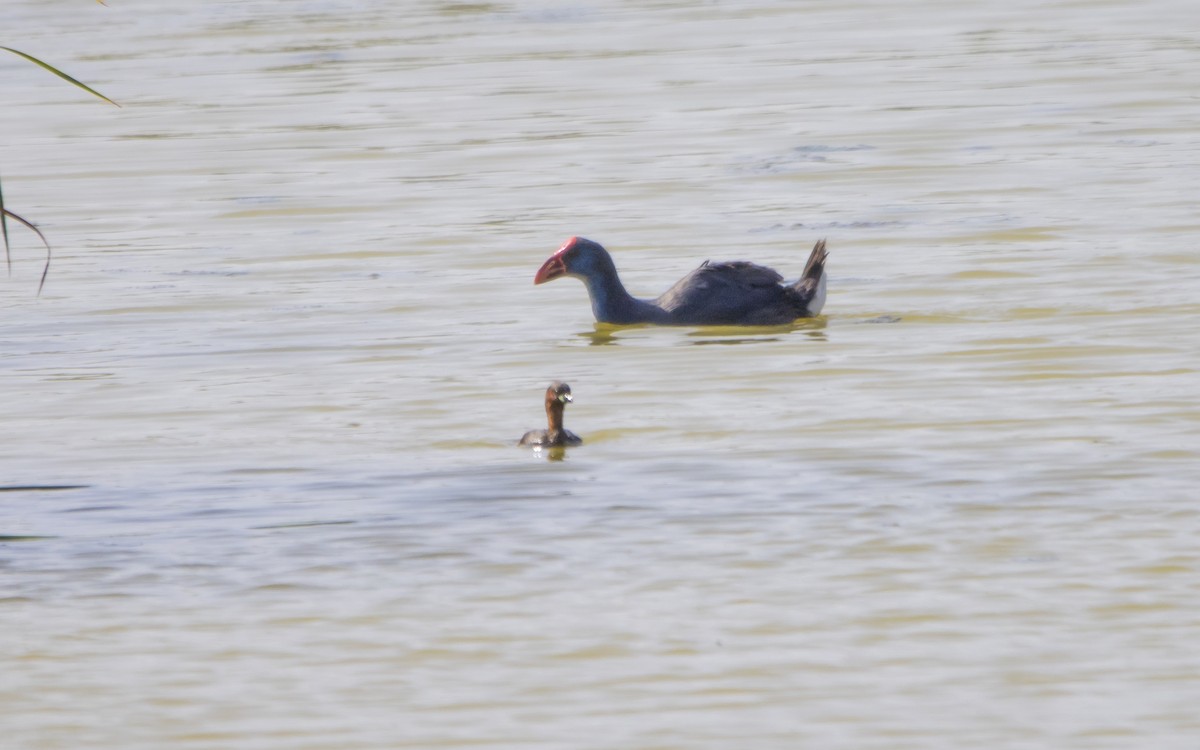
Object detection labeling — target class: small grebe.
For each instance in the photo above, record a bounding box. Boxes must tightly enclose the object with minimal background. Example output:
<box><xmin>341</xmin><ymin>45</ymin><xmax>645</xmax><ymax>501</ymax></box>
<box><xmin>518</xmin><ymin>381</ymin><xmax>583</xmax><ymax>448</ymax></box>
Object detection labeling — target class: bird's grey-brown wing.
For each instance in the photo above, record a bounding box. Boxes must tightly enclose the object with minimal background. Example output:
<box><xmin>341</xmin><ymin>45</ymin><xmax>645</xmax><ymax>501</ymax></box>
<box><xmin>518</xmin><ymin>429</ymin><xmax>547</xmax><ymax>446</ymax></box>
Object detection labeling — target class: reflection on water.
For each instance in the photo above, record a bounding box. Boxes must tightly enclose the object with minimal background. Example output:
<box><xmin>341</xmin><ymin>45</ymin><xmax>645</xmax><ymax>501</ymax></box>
<box><xmin>687</xmin><ymin>319</ymin><xmax>829</xmax><ymax>345</ymax></box>
<box><xmin>4</xmin><ymin>0</ymin><xmax>1200</xmax><ymax>748</ymax></box>
<box><xmin>525</xmin><ymin>445</ymin><xmax>569</xmax><ymax>462</ymax></box>
<box><xmin>580</xmin><ymin>323</ymin><xmax>634</xmax><ymax>346</ymax></box>
<box><xmin>580</xmin><ymin>318</ymin><xmax>828</xmax><ymax>346</ymax></box>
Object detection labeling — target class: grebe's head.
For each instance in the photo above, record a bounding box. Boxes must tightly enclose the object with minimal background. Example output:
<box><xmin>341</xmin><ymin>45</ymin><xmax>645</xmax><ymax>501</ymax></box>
<box><xmin>545</xmin><ymin>381</ymin><xmax>573</xmax><ymax>404</ymax></box>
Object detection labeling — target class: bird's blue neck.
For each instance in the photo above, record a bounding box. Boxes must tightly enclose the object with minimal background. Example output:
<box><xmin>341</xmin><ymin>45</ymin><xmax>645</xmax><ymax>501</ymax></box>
<box><xmin>580</xmin><ymin>271</ymin><xmax>665</xmax><ymax>325</ymax></box>
<box><xmin>567</xmin><ymin>247</ymin><xmax>661</xmax><ymax>324</ymax></box>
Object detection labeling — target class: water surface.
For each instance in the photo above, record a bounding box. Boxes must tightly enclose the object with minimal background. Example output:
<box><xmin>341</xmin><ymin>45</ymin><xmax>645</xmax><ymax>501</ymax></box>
<box><xmin>3</xmin><ymin>1</ymin><xmax>1200</xmax><ymax>747</ymax></box>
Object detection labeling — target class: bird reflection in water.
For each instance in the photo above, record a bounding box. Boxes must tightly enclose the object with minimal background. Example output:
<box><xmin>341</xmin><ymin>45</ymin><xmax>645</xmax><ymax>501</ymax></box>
<box><xmin>582</xmin><ymin>318</ymin><xmax>827</xmax><ymax>347</ymax></box>
<box><xmin>528</xmin><ymin>445</ymin><xmax>569</xmax><ymax>462</ymax></box>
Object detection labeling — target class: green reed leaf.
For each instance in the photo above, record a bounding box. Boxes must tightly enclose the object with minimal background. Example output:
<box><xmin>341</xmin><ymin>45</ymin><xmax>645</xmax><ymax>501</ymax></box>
<box><xmin>1</xmin><ymin>208</ymin><xmax>53</xmax><ymax>295</ymax></box>
<box><xmin>0</xmin><ymin>45</ymin><xmax>120</xmax><ymax>107</ymax></box>
<box><xmin>0</xmin><ymin>174</ymin><xmax>9</xmax><ymax>276</ymax></box>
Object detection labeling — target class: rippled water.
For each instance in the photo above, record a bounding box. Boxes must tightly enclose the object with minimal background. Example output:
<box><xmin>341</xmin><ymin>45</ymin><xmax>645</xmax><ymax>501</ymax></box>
<box><xmin>4</xmin><ymin>1</ymin><xmax>1200</xmax><ymax>747</ymax></box>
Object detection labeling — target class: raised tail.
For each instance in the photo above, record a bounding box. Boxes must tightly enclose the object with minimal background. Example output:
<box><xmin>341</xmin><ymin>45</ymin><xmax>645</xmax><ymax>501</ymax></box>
<box><xmin>792</xmin><ymin>238</ymin><xmax>828</xmax><ymax>316</ymax></box>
